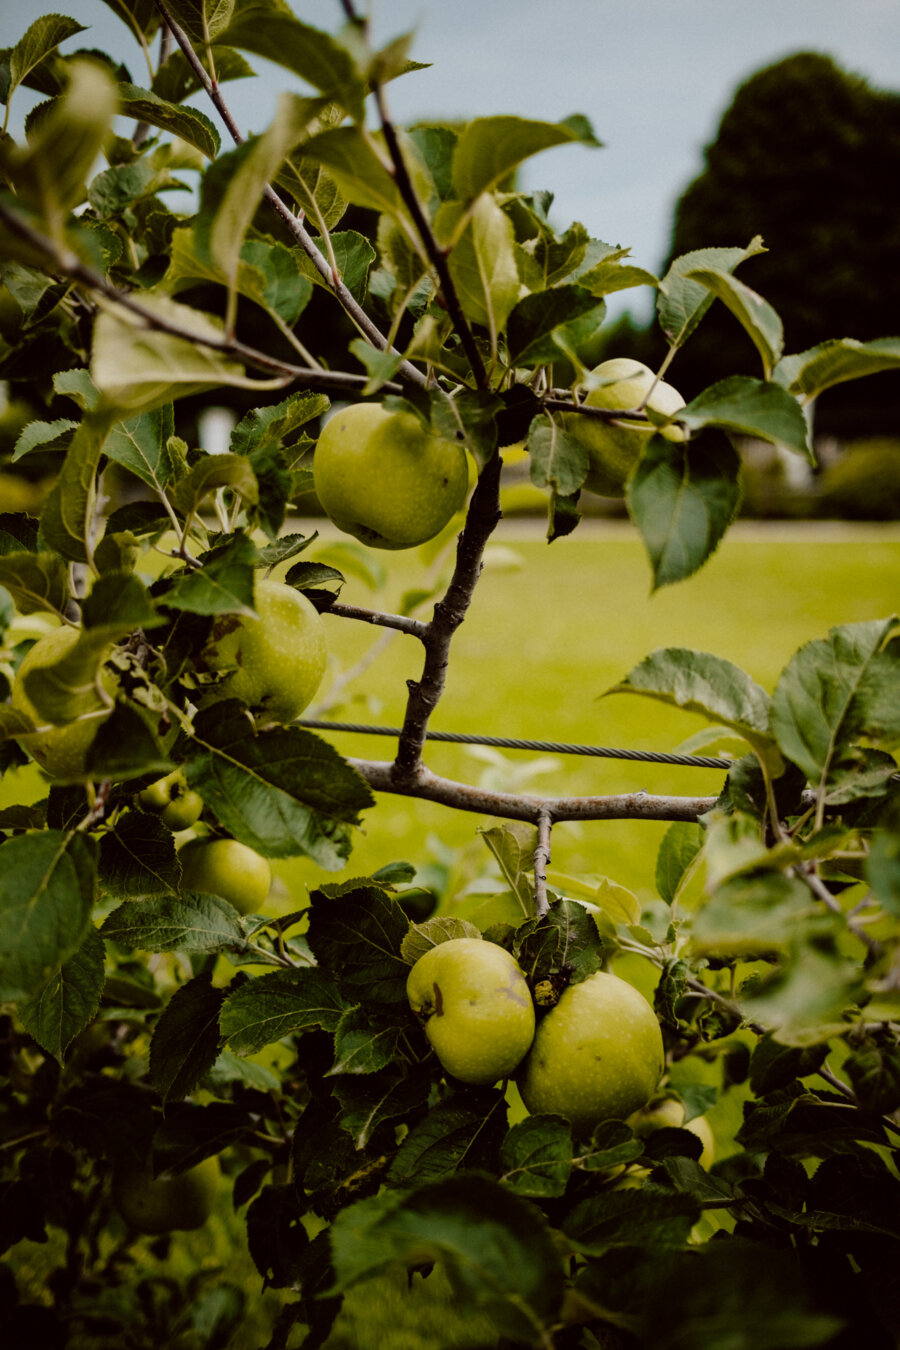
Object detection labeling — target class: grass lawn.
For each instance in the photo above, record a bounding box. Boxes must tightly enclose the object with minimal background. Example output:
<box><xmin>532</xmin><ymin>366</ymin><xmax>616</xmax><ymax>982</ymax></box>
<box><xmin>272</xmin><ymin>520</ymin><xmax>900</xmax><ymax>910</ymax></box>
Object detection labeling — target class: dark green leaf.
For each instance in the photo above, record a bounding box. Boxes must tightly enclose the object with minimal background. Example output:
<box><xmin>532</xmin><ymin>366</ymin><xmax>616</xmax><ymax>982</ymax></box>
<box><xmin>100</xmin><ymin>892</ymin><xmax>246</xmax><ymax>953</ymax></box>
<box><xmin>388</xmin><ymin>1091</ymin><xmax>507</xmax><ymax>1185</ymax></box>
<box><xmin>565</xmin><ymin>1186</ymin><xmax>701</xmax><ymax>1252</ymax></box>
<box><xmin>515</xmin><ymin>897</ymin><xmax>604</xmax><ymax>984</ymax></box>
<box><xmin>657</xmin><ymin>237</ymin><xmax>766</xmax><ymax>347</ymax></box>
<box><xmin>0</xmin><ymin>831</ymin><xmax>97</xmax><ymax>1001</ymax></box>
<box><xmin>219</xmin><ymin>967</ymin><xmax>350</xmax><ymax>1056</ymax></box>
<box><xmin>500</xmin><ymin>1115</ymin><xmax>573</xmax><ymax>1197</ymax></box>
<box><xmin>527</xmin><ymin>414</ymin><xmax>588</xmax><ymax>497</ymax></box>
<box><xmin>307</xmin><ymin>886</ymin><xmax>410</xmax><ymax>1006</ymax></box>
<box><xmin>247</xmin><ymin>1184</ymin><xmax>310</xmax><ymax>1290</ymax></box>
<box><xmin>333</xmin><ymin>1070</ymin><xmax>431</xmax><ymax>1151</ymax></box>
<box><xmin>98</xmin><ymin>809</ymin><xmax>180</xmax><ymax>897</ymax></box>
<box><xmin>679</xmin><ymin>376</ymin><xmax>811</xmax><ymax>460</ymax></box>
<box><xmin>451</xmin><ymin>114</ymin><xmax>600</xmax><ymax>203</ymax></box>
<box><xmin>328</xmin><ymin>1006</ymin><xmax>403</xmax><ymax>1076</ymax></box>
<box><xmin>161</xmin><ymin>533</ymin><xmax>258</xmax><ymax>617</ymax></box>
<box><xmin>17</xmin><ymin>926</ymin><xmax>105</xmax><ymax>1061</ymax></box>
<box><xmin>117</xmin><ymin>83</ymin><xmax>220</xmax><ymax>158</ymax></box>
<box><xmin>0</xmin><ymin>550</ymin><xmax>69</xmax><ymax>618</ymax></box>
<box><xmin>149</xmin><ymin>971</ymin><xmax>226</xmax><ymax>1102</ymax></box>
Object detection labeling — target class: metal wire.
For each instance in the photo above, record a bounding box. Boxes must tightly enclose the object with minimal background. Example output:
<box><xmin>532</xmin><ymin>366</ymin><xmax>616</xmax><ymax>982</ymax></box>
<box><xmin>297</xmin><ymin>720</ymin><xmax>731</xmax><ymax>769</ymax></box>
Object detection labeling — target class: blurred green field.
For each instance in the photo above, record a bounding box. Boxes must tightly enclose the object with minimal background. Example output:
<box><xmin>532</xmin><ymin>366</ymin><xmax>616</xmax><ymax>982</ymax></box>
<box><xmin>271</xmin><ymin>520</ymin><xmax>900</xmax><ymax>912</ymax></box>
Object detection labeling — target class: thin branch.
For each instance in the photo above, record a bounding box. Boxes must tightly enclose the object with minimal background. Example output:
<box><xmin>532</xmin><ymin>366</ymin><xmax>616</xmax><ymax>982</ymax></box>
<box><xmin>153</xmin><ymin>0</ymin><xmax>427</xmax><ymax>387</ymax></box>
<box><xmin>801</xmin><ymin>865</ymin><xmax>882</xmax><ymax>957</ymax></box>
<box><xmin>391</xmin><ymin>452</ymin><xmax>504</xmax><ymax>781</ymax></box>
<box><xmin>326</xmin><ymin>602</ymin><xmax>429</xmax><ymax>640</ymax></box>
<box><xmin>0</xmin><ymin>199</ymin><xmax>399</xmax><ymax>397</ymax></box>
<box><xmin>534</xmin><ymin>809</ymin><xmax>552</xmax><ymax>917</ymax></box>
<box><xmin>371</xmin><ymin>82</ymin><xmax>489</xmax><ymax>390</ymax></box>
<box><xmin>349</xmin><ymin>758</ymin><xmax>721</xmax><ymax>824</ymax></box>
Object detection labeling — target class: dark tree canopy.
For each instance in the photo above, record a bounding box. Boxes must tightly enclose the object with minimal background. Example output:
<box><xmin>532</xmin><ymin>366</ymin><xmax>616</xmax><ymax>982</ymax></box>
<box><xmin>662</xmin><ymin>52</ymin><xmax>900</xmax><ymax>434</ymax></box>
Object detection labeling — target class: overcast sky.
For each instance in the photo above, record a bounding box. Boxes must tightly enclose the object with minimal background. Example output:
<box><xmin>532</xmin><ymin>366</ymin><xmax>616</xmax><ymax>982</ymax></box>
<box><xmin>3</xmin><ymin>0</ymin><xmax>899</xmax><ymax>319</ymax></box>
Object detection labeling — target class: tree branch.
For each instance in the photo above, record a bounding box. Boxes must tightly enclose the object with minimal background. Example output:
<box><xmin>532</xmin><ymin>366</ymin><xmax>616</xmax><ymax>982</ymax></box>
<box><xmin>350</xmin><ymin>758</ymin><xmax>720</xmax><ymax>824</ymax></box>
<box><xmin>326</xmin><ymin>602</ymin><xmax>429</xmax><ymax>640</ymax></box>
<box><xmin>534</xmin><ymin>809</ymin><xmax>552</xmax><ymax>917</ymax></box>
<box><xmin>391</xmin><ymin>451</ymin><xmax>503</xmax><ymax>781</ymax></box>
<box><xmin>153</xmin><ymin>0</ymin><xmax>427</xmax><ymax>386</ymax></box>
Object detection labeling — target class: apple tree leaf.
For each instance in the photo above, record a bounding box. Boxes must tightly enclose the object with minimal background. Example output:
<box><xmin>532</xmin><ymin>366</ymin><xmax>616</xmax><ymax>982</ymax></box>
<box><xmin>451</xmin><ymin>115</ymin><xmax>600</xmax><ymax>204</ymax></box>
<box><xmin>656</xmin><ymin>822</ymin><xmax>704</xmax><ymax>907</ymax></box>
<box><xmin>685</xmin><ymin>266</ymin><xmax>784</xmax><ymax>378</ymax></box>
<box><xmin>515</xmin><ymin>897</ymin><xmax>605</xmax><ymax>985</ymax></box>
<box><xmin>219</xmin><ymin>967</ymin><xmax>350</xmax><ymax>1056</ymax></box>
<box><xmin>500</xmin><ymin>1115</ymin><xmax>573</xmax><ymax>1198</ymax></box>
<box><xmin>306</xmin><ymin>885</ymin><xmax>410</xmax><ymax>1006</ymax></box>
<box><xmin>99</xmin><ymin>892</ymin><xmax>247</xmax><ymax>953</ymax></box>
<box><xmin>17</xmin><ymin>926</ymin><xmax>106</xmax><ymax>1062</ymax></box>
<box><xmin>98</xmin><ymin>810</ymin><xmax>180</xmax><ymax>897</ymax></box>
<box><xmin>773</xmin><ymin>336</ymin><xmax>900</xmax><ymax>400</ymax></box>
<box><xmin>0</xmin><ymin>550</ymin><xmax>70</xmax><ymax>618</ymax></box>
<box><xmin>657</xmin><ymin>237</ymin><xmax>766</xmax><ymax>348</ymax></box>
<box><xmin>149</xmin><ymin>971</ymin><xmax>226</xmax><ymax>1102</ymax></box>
<box><xmin>678</xmin><ymin>377</ymin><xmax>811</xmax><ymax>460</ymax></box>
<box><xmin>117</xmin><ymin>84</ymin><xmax>221</xmax><ymax>159</ymax></box>
<box><xmin>327</xmin><ymin>1007</ymin><xmax>404</xmax><ymax>1076</ymax></box>
<box><xmin>0</xmin><ymin>831</ymin><xmax>97</xmax><ymax>1002</ymax></box>
<box><xmin>333</xmin><ymin>1070</ymin><xmax>431</xmax><ymax>1151</ymax></box>
<box><xmin>527</xmin><ymin>414</ymin><xmax>588</xmax><ymax>497</ymax></box>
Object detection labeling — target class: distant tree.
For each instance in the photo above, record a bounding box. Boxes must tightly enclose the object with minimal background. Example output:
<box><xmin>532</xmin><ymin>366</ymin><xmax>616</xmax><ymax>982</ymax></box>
<box><xmin>661</xmin><ymin>52</ymin><xmax>900</xmax><ymax>435</ymax></box>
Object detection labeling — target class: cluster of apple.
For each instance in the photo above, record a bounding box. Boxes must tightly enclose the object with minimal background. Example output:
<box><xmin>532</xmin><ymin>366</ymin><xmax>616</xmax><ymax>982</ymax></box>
<box><xmin>406</xmin><ymin>937</ymin><xmax>713</xmax><ymax>1164</ymax></box>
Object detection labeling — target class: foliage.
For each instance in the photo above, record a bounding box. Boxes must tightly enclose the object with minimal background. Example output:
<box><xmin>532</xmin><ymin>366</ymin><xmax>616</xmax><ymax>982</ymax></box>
<box><xmin>0</xmin><ymin>5</ymin><xmax>899</xmax><ymax>1349</ymax></box>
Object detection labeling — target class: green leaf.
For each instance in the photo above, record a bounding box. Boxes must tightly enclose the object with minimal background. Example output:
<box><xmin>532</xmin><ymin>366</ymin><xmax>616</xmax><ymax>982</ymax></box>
<box><xmin>98</xmin><ymin>811</ymin><xmax>180</xmax><ymax>897</ymax></box>
<box><xmin>867</xmin><ymin>807</ymin><xmax>900</xmax><ymax>917</ymax></box>
<box><xmin>7</xmin><ymin>15</ymin><xmax>86</xmax><ymax>103</ymax></box>
<box><xmin>748</xmin><ymin>1033</ymin><xmax>829</xmax><ymax>1095</ymax></box>
<box><xmin>11</xmin><ymin>417</ymin><xmax>77</xmax><ymax>462</ymax></box>
<box><xmin>103</xmin><ymin>404</ymin><xmax>177</xmax><ymax>493</ymax></box>
<box><xmin>81</xmin><ymin>570</ymin><xmax>161</xmax><ymax>632</ymax></box>
<box><xmin>516</xmin><ymin>898</ymin><xmax>605</xmax><ymax>985</ymax></box>
<box><xmin>90</xmin><ymin>294</ymin><xmax>281</xmax><ymax>418</ymax></box>
<box><xmin>297</xmin><ymin>125</ymin><xmax>406</xmax><ymax>217</ymax></box>
<box><xmin>214</xmin><ymin>5</ymin><xmax>367</xmax><ymax>121</ymax></box>
<box><xmin>349</xmin><ymin>338</ymin><xmax>403</xmax><ymax>394</ymax></box>
<box><xmin>685</xmin><ymin>266</ymin><xmax>784</xmax><ymax>378</ymax></box>
<box><xmin>185</xmin><ymin>707</ymin><xmax>373</xmax><ymax>867</ymax></box>
<box><xmin>451</xmin><ymin>115</ymin><xmax>600</xmax><ymax>203</ymax></box>
<box><xmin>328</xmin><ymin>1006</ymin><xmax>403</xmax><ymax>1076</ymax></box>
<box><xmin>40</xmin><ymin>414</ymin><xmax>115</xmax><ymax>564</ymax></box>
<box><xmin>0</xmin><ymin>831</ymin><xmax>96</xmax><ymax>1002</ymax></box>
<box><xmin>152</xmin><ymin>45</ymin><xmax>254</xmax><ymax>104</ymax></box>
<box><xmin>388</xmin><ymin>1092</ymin><xmax>509</xmax><ymax>1188</ymax></box>
<box><xmin>506</xmin><ymin>285</ymin><xmax>600</xmax><ymax>366</ymax></box>
<box><xmin>100</xmin><ymin>892</ymin><xmax>246</xmax><ymax>953</ymax></box>
<box><xmin>627</xmin><ymin>433</ymin><xmax>742</xmax><ymax>589</ymax></box>
<box><xmin>117</xmin><ymin>83</ymin><xmax>221</xmax><ymax>159</ymax></box>
<box><xmin>742</xmin><ymin>947</ymin><xmax>863</xmax><ymax>1046</ymax></box>
<box><xmin>679</xmin><ymin>376</ymin><xmax>811</xmax><ymax>460</ymax></box>
<box><xmin>17</xmin><ymin>926</ymin><xmax>105</xmax><ymax>1061</ymax></box>
<box><xmin>439</xmin><ymin>195</ymin><xmax>520</xmax><ymax>335</ymax></box>
<box><xmin>771</xmin><ymin>618</ymin><xmax>900</xmax><ymax>787</ymax></box>
<box><xmin>230</xmin><ymin>390</ymin><xmax>328</xmax><ymax>457</ymax></box>
<box><xmin>306</xmin><ymin>886</ymin><xmax>410</xmax><ymax>1006</ymax></box>
<box><xmin>564</xmin><ymin>1187</ymin><xmax>701</xmax><ymax>1253</ymax></box>
<box><xmin>86</xmin><ymin>702</ymin><xmax>172</xmax><ymax>782</ymax></box>
<box><xmin>161</xmin><ymin>535</ymin><xmax>258</xmax><ymax>618</ymax></box>
<box><xmin>219</xmin><ymin>967</ymin><xmax>349</xmax><ymax>1056</ymax></box>
<box><xmin>164</xmin><ymin>0</ymin><xmax>235</xmax><ymax>43</ymax></box>
<box><xmin>527</xmin><ymin>414</ymin><xmax>588</xmax><ymax>497</ymax></box>
<box><xmin>334</xmin><ymin>1070</ymin><xmax>430</xmax><ymax>1151</ymax></box>
<box><xmin>774</xmin><ymin>336</ymin><xmax>900</xmax><ymax>400</ymax></box>
<box><xmin>399</xmin><ymin>916</ymin><xmax>483</xmax><ymax>966</ymax></box>
<box><xmin>479</xmin><ymin>821</ymin><xmax>536</xmax><ymax>919</ymax></box>
<box><xmin>332</xmin><ymin>1174</ymin><xmax>564</xmax><ymax>1346</ymax></box>
<box><xmin>576</xmin><ymin>259</ymin><xmax>659</xmax><ymax>297</ymax></box>
<box><xmin>657</xmin><ymin>237</ymin><xmax>766</xmax><ymax>347</ymax></box>
<box><xmin>608</xmin><ymin>646</ymin><xmax>779</xmax><ymax>770</ymax></box>
<box><xmin>656</xmin><ymin>822</ymin><xmax>704</xmax><ymax>906</ymax></box>
<box><xmin>691</xmin><ymin>873</ymin><xmax>827</xmax><ymax>958</ymax></box>
<box><xmin>149</xmin><ymin>971</ymin><xmax>226</xmax><ymax>1102</ymax></box>
<box><xmin>500</xmin><ymin>1115</ymin><xmax>573</xmax><ymax>1198</ymax></box>
<box><xmin>844</xmin><ymin>1045</ymin><xmax>900</xmax><ymax>1114</ymax></box>
<box><xmin>0</xmin><ymin>550</ymin><xmax>69</xmax><ymax>618</ymax></box>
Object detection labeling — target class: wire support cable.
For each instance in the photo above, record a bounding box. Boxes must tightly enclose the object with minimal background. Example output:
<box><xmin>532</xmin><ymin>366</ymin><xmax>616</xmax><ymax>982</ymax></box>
<box><xmin>296</xmin><ymin>720</ymin><xmax>731</xmax><ymax>769</ymax></box>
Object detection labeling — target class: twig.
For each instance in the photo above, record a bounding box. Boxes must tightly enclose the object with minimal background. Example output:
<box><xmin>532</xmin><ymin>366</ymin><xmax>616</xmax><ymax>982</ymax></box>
<box><xmin>801</xmin><ymin>865</ymin><xmax>882</xmax><ymax>957</ymax></box>
<box><xmin>534</xmin><ymin>809</ymin><xmax>552</xmax><ymax>917</ymax></box>
<box><xmin>152</xmin><ymin>0</ymin><xmax>427</xmax><ymax>387</ymax></box>
<box><xmin>326</xmin><ymin>603</ymin><xmax>429</xmax><ymax>640</ymax></box>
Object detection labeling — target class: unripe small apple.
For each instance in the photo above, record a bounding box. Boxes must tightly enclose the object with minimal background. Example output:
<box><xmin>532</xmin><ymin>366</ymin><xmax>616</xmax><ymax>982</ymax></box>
<box><xmin>179</xmin><ymin>837</ymin><xmax>271</xmax><ymax>914</ymax></box>
<box><xmin>407</xmin><ymin>937</ymin><xmax>535</xmax><ymax>1085</ymax></box>
<box><xmin>627</xmin><ymin>1095</ymin><xmax>716</xmax><ymax>1168</ymax></box>
<box><xmin>518</xmin><ymin>970</ymin><xmax>664</xmax><ymax>1135</ymax></box>
<box><xmin>139</xmin><ymin>769</ymin><xmax>203</xmax><ymax>830</ymax></box>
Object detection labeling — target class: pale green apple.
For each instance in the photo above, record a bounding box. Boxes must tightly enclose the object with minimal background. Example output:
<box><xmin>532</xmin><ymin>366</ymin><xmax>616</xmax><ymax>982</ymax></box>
<box><xmin>11</xmin><ymin>626</ymin><xmax>117</xmax><ymax>778</ymax></box>
<box><xmin>198</xmin><ymin>577</ymin><xmax>326</xmax><ymax>723</ymax></box>
<box><xmin>313</xmin><ymin>402</ymin><xmax>469</xmax><ymax>549</ymax></box>
<box><xmin>112</xmin><ymin>1154</ymin><xmax>219</xmax><ymax>1234</ymax></box>
<box><xmin>407</xmin><ymin>937</ymin><xmax>535</xmax><ymax>1085</ymax></box>
<box><xmin>517</xmin><ymin>970</ymin><xmax>664</xmax><ymax>1135</ymax></box>
<box><xmin>179</xmin><ymin>837</ymin><xmax>271</xmax><ymax>914</ymax></box>
<box><xmin>627</xmin><ymin>1095</ymin><xmax>716</xmax><ymax>1168</ymax></box>
<box><xmin>564</xmin><ymin>358</ymin><xmax>685</xmax><ymax>496</ymax></box>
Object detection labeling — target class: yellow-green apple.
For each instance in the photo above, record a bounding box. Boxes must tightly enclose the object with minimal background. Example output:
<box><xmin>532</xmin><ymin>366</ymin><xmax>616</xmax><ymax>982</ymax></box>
<box><xmin>198</xmin><ymin>577</ymin><xmax>326</xmax><ymax>722</ymax></box>
<box><xmin>179</xmin><ymin>837</ymin><xmax>271</xmax><ymax>914</ymax></box>
<box><xmin>139</xmin><ymin>768</ymin><xmax>203</xmax><ymax>830</ymax></box>
<box><xmin>112</xmin><ymin>1154</ymin><xmax>219</xmax><ymax>1234</ymax></box>
<box><xmin>518</xmin><ymin>970</ymin><xmax>664</xmax><ymax>1134</ymax></box>
<box><xmin>11</xmin><ymin>626</ymin><xmax>117</xmax><ymax>778</ymax></box>
<box><xmin>407</xmin><ymin>937</ymin><xmax>535</xmax><ymax>1084</ymax></box>
<box><xmin>313</xmin><ymin>402</ymin><xmax>469</xmax><ymax>549</ymax></box>
<box><xmin>564</xmin><ymin>358</ymin><xmax>685</xmax><ymax>496</ymax></box>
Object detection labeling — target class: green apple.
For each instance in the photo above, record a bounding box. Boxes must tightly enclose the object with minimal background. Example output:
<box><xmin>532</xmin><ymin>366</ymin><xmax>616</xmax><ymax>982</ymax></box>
<box><xmin>407</xmin><ymin>937</ymin><xmax>535</xmax><ymax>1085</ymax></box>
<box><xmin>564</xmin><ymin>358</ymin><xmax>685</xmax><ymax>496</ymax></box>
<box><xmin>112</xmin><ymin>1154</ymin><xmax>219</xmax><ymax>1234</ymax></box>
<box><xmin>313</xmin><ymin>402</ymin><xmax>469</xmax><ymax>549</ymax></box>
<box><xmin>198</xmin><ymin>577</ymin><xmax>326</xmax><ymax>723</ymax></box>
<box><xmin>179</xmin><ymin>837</ymin><xmax>271</xmax><ymax>914</ymax></box>
<box><xmin>517</xmin><ymin>970</ymin><xmax>665</xmax><ymax>1135</ymax></box>
<box><xmin>139</xmin><ymin>768</ymin><xmax>203</xmax><ymax>830</ymax></box>
<box><xmin>11</xmin><ymin>626</ymin><xmax>117</xmax><ymax>778</ymax></box>
<box><xmin>627</xmin><ymin>1095</ymin><xmax>715</xmax><ymax>1168</ymax></box>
